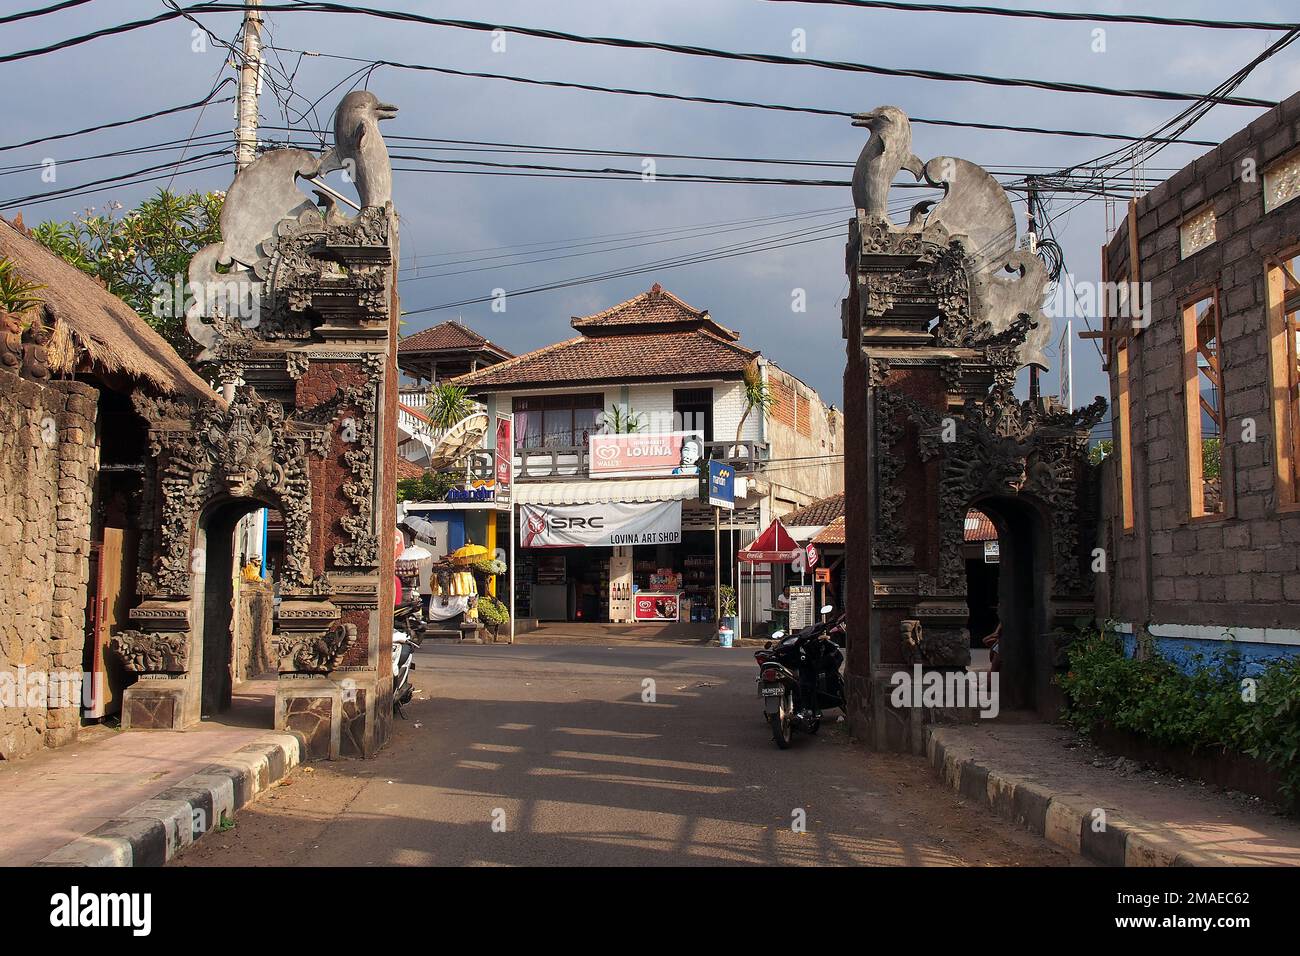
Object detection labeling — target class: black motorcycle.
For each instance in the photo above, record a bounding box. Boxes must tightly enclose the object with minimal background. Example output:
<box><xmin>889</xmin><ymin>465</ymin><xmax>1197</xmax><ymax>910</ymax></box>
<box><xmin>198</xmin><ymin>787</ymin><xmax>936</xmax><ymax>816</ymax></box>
<box><xmin>754</xmin><ymin>606</ymin><xmax>847</xmax><ymax>749</ymax></box>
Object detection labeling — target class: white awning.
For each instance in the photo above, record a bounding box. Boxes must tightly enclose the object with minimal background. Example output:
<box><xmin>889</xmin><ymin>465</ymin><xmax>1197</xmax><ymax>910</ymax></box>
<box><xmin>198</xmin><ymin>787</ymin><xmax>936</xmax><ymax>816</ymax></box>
<box><xmin>514</xmin><ymin>478</ymin><xmax>699</xmax><ymax>506</ymax></box>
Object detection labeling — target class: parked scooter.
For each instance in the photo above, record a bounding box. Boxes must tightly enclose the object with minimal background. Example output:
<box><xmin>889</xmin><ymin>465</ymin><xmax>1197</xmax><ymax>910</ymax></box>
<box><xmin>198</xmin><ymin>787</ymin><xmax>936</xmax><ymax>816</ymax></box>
<box><xmin>754</xmin><ymin>605</ymin><xmax>846</xmax><ymax>749</ymax></box>
<box><xmin>392</xmin><ymin>598</ymin><xmax>424</xmax><ymax>718</ymax></box>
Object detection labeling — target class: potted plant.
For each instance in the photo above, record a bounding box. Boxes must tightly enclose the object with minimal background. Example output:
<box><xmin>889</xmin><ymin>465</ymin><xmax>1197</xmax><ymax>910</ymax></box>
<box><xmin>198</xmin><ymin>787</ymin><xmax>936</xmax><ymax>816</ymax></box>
<box><xmin>718</xmin><ymin>585</ymin><xmax>738</xmax><ymax>639</ymax></box>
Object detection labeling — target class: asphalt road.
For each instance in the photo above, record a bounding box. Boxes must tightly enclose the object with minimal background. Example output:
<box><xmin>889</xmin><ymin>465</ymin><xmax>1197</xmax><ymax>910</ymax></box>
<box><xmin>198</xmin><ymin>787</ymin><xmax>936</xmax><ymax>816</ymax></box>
<box><xmin>172</xmin><ymin>641</ymin><xmax>1081</xmax><ymax>867</ymax></box>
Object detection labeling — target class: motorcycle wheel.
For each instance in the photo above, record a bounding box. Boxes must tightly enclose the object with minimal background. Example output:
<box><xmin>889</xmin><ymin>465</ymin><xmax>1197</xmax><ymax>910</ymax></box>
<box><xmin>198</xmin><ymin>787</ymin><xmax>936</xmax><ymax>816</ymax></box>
<box><xmin>807</xmin><ymin>717</ymin><xmax>821</xmax><ymax>734</ymax></box>
<box><xmin>769</xmin><ymin>691</ymin><xmax>793</xmax><ymax>749</ymax></box>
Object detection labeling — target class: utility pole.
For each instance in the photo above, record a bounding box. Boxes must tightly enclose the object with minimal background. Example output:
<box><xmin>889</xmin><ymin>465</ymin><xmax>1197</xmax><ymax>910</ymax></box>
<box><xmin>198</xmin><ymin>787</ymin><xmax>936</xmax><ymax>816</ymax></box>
<box><xmin>1025</xmin><ymin>176</ymin><xmax>1041</xmax><ymax>403</ymax></box>
<box><xmin>234</xmin><ymin>0</ymin><xmax>263</xmax><ymax>172</ymax></box>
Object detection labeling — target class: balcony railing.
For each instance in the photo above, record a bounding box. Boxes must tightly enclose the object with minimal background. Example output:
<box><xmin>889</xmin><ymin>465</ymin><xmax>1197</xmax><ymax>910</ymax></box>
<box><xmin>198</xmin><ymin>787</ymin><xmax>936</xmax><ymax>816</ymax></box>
<box><xmin>513</xmin><ymin>440</ymin><xmax>769</xmax><ymax>481</ymax></box>
<box><xmin>398</xmin><ymin>386</ymin><xmax>428</xmax><ymax>410</ymax></box>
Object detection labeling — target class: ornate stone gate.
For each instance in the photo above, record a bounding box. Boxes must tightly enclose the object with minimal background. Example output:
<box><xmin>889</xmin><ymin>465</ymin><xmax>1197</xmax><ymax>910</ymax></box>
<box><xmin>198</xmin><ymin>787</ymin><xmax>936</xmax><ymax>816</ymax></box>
<box><xmin>114</xmin><ymin>92</ymin><xmax>402</xmax><ymax>758</ymax></box>
<box><xmin>840</xmin><ymin>108</ymin><xmax>1106</xmax><ymax>751</ymax></box>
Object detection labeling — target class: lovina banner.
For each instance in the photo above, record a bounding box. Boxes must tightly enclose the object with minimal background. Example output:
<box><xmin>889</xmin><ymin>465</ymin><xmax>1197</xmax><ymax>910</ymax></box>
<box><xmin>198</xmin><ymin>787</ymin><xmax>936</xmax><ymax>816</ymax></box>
<box><xmin>520</xmin><ymin>500</ymin><xmax>682</xmax><ymax>548</ymax></box>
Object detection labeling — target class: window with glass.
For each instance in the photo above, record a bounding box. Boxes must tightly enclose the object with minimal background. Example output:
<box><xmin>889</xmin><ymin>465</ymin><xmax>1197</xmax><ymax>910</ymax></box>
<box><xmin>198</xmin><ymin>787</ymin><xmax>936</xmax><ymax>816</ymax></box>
<box><xmin>1181</xmin><ymin>291</ymin><xmax>1225</xmax><ymax>517</ymax></box>
<box><xmin>513</xmin><ymin>394</ymin><xmax>604</xmax><ymax>448</ymax></box>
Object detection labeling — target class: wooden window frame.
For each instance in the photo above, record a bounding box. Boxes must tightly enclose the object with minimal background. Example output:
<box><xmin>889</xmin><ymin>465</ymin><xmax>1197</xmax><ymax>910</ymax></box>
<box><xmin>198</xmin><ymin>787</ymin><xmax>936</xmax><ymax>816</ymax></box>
<box><xmin>1180</xmin><ymin>288</ymin><xmax>1226</xmax><ymax>521</ymax></box>
<box><xmin>1266</xmin><ymin>248</ymin><xmax>1300</xmax><ymax>511</ymax></box>
<box><xmin>1116</xmin><ymin>339</ymin><xmax>1135</xmax><ymax>533</ymax></box>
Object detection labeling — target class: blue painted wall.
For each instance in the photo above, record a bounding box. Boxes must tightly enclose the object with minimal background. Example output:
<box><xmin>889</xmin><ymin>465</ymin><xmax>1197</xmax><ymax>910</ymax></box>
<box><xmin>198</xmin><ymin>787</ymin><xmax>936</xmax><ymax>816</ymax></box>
<box><xmin>1120</xmin><ymin>632</ymin><xmax>1300</xmax><ymax>679</ymax></box>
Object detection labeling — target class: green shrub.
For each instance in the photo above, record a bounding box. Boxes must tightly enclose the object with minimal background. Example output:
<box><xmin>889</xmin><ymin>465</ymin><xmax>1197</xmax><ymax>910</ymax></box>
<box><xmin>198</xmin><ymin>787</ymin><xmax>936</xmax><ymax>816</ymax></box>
<box><xmin>1057</xmin><ymin>628</ymin><xmax>1300</xmax><ymax>806</ymax></box>
<box><xmin>477</xmin><ymin>595</ymin><xmax>508</xmax><ymax>628</ymax></box>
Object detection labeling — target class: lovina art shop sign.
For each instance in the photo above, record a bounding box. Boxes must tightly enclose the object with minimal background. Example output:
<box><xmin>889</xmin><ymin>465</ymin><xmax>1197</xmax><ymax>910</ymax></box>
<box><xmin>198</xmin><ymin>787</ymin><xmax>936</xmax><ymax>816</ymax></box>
<box><xmin>589</xmin><ymin>431</ymin><xmax>704</xmax><ymax>478</ymax></box>
<box><xmin>520</xmin><ymin>500</ymin><xmax>682</xmax><ymax>547</ymax></box>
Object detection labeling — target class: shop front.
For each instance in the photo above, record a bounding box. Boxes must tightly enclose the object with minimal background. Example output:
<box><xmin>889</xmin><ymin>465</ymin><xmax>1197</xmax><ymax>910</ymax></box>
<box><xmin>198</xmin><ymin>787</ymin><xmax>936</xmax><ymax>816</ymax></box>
<box><xmin>513</xmin><ymin>485</ymin><xmax>740</xmax><ymax>626</ymax></box>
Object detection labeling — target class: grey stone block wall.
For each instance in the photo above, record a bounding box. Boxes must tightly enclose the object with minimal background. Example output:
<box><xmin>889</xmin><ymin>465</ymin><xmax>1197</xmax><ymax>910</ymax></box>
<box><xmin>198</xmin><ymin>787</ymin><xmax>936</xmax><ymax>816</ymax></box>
<box><xmin>0</xmin><ymin>371</ymin><xmax>98</xmax><ymax>758</ymax></box>
<box><xmin>1101</xmin><ymin>91</ymin><xmax>1300</xmax><ymax>630</ymax></box>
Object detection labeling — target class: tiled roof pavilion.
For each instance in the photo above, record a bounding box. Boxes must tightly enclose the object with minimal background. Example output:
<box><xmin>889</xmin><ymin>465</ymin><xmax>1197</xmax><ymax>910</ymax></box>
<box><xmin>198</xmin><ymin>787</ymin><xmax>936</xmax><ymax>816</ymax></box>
<box><xmin>453</xmin><ymin>284</ymin><xmax>757</xmax><ymax>391</ymax></box>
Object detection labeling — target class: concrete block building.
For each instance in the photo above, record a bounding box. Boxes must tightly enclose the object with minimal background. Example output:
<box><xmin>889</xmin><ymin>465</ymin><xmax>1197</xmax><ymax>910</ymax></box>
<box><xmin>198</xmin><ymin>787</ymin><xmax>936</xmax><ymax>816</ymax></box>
<box><xmin>1098</xmin><ymin>91</ymin><xmax>1300</xmax><ymax>672</ymax></box>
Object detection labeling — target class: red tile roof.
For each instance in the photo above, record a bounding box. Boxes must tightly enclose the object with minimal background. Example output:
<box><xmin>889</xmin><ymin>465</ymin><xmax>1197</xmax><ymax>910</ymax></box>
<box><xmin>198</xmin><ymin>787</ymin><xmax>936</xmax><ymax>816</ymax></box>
<box><xmin>398</xmin><ymin>320</ymin><xmax>513</xmax><ymax>357</ymax></box>
<box><xmin>451</xmin><ymin>327</ymin><xmax>757</xmax><ymax>390</ymax></box>
<box><xmin>812</xmin><ymin>515</ymin><xmax>845</xmax><ymax>545</ymax></box>
<box><xmin>571</xmin><ymin>283</ymin><xmax>740</xmax><ymax>340</ymax></box>
<box><xmin>784</xmin><ymin>492</ymin><xmax>845</xmax><ymax>528</ymax></box>
<box><xmin>396</xmin><ymin>458</ymin><xmax>426</xmax><ymax>480</ymax></box>
<box><xmin>964</xmin><ymin>510</ymin><xmax>998</xmax><ymax>542</ymax></box>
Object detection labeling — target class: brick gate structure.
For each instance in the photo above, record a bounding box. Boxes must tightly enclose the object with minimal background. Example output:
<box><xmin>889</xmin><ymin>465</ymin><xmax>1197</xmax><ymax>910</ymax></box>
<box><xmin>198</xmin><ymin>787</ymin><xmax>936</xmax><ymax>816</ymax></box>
<box><xmin>841</xmin><ymin>107</ymin><xmax>1106</xmax><ymax>752</ymax></box>
<box><xmin>114</xmin><ymin>92</ymin><xmax>401</xmax><ymax>758</ymax></box>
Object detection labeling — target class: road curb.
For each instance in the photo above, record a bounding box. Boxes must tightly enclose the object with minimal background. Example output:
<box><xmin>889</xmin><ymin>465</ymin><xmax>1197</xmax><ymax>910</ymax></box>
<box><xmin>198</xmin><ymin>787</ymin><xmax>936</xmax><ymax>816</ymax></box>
<box><xmin>923</xmin><ymin>726</ymin><xmax>1220</xmax><ymax>867</ymax></box>
<box><xmin>34</xmin><ymin>732</ymin><xmax>303</xmax><ymax>867</ymax></box>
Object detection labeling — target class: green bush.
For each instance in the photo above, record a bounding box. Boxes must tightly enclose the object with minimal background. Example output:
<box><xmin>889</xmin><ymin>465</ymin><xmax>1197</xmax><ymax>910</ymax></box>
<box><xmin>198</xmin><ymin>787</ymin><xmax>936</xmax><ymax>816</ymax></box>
<box><xmin>477</xmin><ymin>595</ymin><xmax>508</xmax><ymax>628</ymax></box>
<box><xmin>1057</xmin><ymin>628</ymin><xmax>1300</xmax><ymax>806</ymax></box>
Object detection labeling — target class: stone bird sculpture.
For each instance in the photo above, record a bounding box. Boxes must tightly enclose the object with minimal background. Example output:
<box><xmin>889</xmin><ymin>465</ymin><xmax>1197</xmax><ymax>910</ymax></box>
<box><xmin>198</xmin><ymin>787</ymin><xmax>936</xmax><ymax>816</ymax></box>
<box><xmin>851</xmin><ymin>106</ymin><xmax>924</xmax><ymax>219</ymax></box>
<box><xmin>319</xmin><ymin>91</ymin><xmax>399</xmax><ymax>209</ymax></box>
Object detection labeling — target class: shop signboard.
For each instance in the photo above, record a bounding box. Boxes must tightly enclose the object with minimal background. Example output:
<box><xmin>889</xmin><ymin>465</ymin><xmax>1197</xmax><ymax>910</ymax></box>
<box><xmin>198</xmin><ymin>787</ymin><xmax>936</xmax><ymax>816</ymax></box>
<box><xmin>805</xmin><ymin>543</ymin><xmax>820</xmax><ymax>569</ymax></box>
<box><xmin>703</xmin><ymin>459</ymin><xmax>735</xmax><ymax>510</ymax></box>
<box><xmin>788</xmin><ymin>585</ymin><xmax>815</xmax><ymax>631</ymax></box>
<box><xmin>495</xmin><ymin>416</ymin><xmax>513</xmax><ymax>506</ymax></box>
<box><xmin>589</xmin><ymin>430</ymin><xmax>704</xmax><ymax>478</ymax></box>
<box><xmin>520</xmin><ymin>500</ymin><xmax>682</xmax><ymax>548</ymax></box>
<box><xmin>633</xmin><ymin>592</ymin><xmax>680</xmax><ymax>622</ymax></box>
<box><xmin>984</xmin><ymin>540</ymin><xmax>1000</xmax><ymax>564</ymax></box>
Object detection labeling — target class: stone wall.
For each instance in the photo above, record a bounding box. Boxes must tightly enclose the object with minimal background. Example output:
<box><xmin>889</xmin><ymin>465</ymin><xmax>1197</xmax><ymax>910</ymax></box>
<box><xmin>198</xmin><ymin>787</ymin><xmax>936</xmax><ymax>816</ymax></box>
<box><xmin>1102</xmin><ymin>91</ymin><xmax>1300</xmax><ymax>633</ymax></box>
<box><xmin>0</xmin><ymin>372</ymin><xmax>98</xmax><ymax>759</ymax></box>
<box><xmin>233</xmin><ymin>578</ymin><xmax>276</xmax><ymax>683</ymax></box>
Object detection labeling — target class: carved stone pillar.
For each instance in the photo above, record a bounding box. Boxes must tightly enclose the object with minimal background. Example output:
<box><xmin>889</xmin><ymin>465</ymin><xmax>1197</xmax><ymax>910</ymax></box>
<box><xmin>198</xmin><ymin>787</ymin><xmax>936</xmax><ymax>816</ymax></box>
<box><xmin>120</xmin><ymin>91</ymin><xmax>401</xmax><ymax>758</ymax></box>
<box><xmin>842</xmin><ymin>107</ymin><xmax>1105</xmax><ymax>750</ymax></box>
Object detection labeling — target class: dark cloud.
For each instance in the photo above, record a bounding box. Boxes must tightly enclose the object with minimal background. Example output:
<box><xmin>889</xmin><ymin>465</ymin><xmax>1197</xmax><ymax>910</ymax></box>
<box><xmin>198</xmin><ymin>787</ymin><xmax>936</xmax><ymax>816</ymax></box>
<box><xmin>4</xmin><ymin>0</ymin><xmax>1297</xmax><ymax>409</ymax></box>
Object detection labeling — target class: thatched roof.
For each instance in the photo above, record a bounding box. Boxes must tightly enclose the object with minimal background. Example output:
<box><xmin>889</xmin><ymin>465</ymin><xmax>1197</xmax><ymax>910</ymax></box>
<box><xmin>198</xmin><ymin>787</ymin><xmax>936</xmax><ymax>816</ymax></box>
<box><xmin>1</xmin><ymin>216</ymin><xmax>216</xmax><ymax>402</ymax></box>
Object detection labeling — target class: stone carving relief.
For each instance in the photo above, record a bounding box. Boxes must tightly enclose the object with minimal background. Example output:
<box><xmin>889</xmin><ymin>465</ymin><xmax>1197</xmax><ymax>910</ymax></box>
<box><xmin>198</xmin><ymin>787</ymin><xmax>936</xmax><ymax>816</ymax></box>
<box><xmin>273</xmin><ymin>621</ymin><xmax>355</xmax><ymax>673</ymax></box>
<box><xmin>185</xmin><ymin>91</ymin><xmax>397</xmax><ymax>363</ymax></box>
<box><xmin>133</xmin><ymin>387</ymin><xmax>329</xmax><ymax>597</ymax></box>
<box><xmin>331</xmin><ymin>352</ymin><xmax>385</xmax><ymax>570</ymax></box>
<box><xmin>110</xmin><ymin>630</ymin><xmax>188</xmax><ymax>673</ymax></box>
<box><xmin>851</xmin><ymin>105</ymin><xmax>1052</xmax><ymax>370</ymax></box>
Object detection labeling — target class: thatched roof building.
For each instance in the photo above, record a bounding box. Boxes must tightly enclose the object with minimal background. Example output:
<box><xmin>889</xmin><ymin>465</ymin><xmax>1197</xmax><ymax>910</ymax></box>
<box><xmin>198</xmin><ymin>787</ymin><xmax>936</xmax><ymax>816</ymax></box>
<box><xmin>1</xmin><ymin>215</ymin><xmax>214</xmax><ymax>402</ymax></box>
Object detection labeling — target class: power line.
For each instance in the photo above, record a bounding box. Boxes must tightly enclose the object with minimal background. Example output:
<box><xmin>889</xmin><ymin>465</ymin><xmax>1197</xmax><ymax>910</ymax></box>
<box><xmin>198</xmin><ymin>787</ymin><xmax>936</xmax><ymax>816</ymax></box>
<box><xmin>401</xmin><ymin>205</ymin><xmax>848</xmax><ymax>266</ymax></box>
<box><xmin>0</xmin><ymin>132</ymin><xmax>230</xmax><ymax>176</ymax></box>
<box><xmin>0</xmin><ymin>151</ymin><xmax>227</xmax><ymax>210</ymax></box>
<box><xmin>402</xmin><ymin>225</ymin><xmax>847</xmax><ymax>316</ymax></box>
<box><xmin>181</xmin><ymin>3</ymin><xmax>1277</xmax><ymax>106</ymax></box>
<box><xmin>399</xmin><ymin>207</ymin><xmax>853</xmax><ymax>275</ymax></box>
<box><xmin>0</xmin><ymin>78</ymin><xmax>235</xmax><ymax>153</ymax></box>
<box><xmin>756</xmin><ymin>1</ymin><xmax>1300</xmax><ymax>31</ymax></box>
<box><xmin>0</xmin><ymin>0</ymin><xmax>97</xmax><ymax>25</ymax></box>
<box><xmin>262</xmin><ymin>46</ymin><xmax>1219</xmax><ymax>148</ymax></box>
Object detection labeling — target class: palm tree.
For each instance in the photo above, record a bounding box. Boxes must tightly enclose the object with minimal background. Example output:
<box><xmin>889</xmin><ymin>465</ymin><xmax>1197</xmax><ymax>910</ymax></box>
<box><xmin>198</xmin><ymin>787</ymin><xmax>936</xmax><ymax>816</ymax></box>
<box><xmin>425</xmin><ymin>383</ymin><xmax>474</xmax><ymax>430</ymax></box>
<box><xmin>734</xmin><ymin>359</ymin><xmax>773</xmax><ymax>458</ymax></box>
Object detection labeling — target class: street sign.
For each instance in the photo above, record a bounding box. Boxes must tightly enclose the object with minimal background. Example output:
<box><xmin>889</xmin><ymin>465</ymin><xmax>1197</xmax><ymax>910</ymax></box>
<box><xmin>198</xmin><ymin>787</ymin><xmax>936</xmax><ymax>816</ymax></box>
<box><xmin>805</xmin><ymin>543</ymin><xmax>819</xmax><ymax>569</ymax></box>
<box><xmin>789</xmin><ymin>585</ymin><xmax>814</xmax><ymax>630</ymax></box>
<box><xmin>703</xmin><ymin>459</ymin><xmax>735</xmax><ymax>510</ymax></box>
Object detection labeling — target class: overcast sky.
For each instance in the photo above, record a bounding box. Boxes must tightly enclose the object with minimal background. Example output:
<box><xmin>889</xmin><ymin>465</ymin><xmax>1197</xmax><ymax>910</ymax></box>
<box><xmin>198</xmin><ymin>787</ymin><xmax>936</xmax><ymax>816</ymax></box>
<box><xmin>5</xmin><ymin>0</ymin><xmax>1299</xmax><ymax>411</ymax></box>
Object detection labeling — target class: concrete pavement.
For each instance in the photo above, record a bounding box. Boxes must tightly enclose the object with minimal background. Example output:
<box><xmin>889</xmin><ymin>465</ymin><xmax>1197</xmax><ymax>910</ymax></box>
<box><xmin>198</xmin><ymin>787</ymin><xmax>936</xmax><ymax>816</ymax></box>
<box><xmin>172</xmin><ymin>641</ymin><xmax>1080</xmax><ymax>866</ymax></box>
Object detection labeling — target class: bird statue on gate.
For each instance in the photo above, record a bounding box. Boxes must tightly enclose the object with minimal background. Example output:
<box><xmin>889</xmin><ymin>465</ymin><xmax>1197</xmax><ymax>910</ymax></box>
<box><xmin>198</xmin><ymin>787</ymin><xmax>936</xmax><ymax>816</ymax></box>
<box><xmin>851</xmin><ymin>106</ymin><xmax>924</xmax><ymax>219</ymax></box>
<box><xmin>319</xmin><ymin>90</ymin><xmax>399</xmax><ymax>209</ymax></box>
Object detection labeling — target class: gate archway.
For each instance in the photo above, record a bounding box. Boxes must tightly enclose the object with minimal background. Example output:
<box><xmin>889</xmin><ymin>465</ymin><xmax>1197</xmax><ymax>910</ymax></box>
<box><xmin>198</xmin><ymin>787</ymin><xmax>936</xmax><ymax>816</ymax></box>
<box><xmin>839</xmin><ymin>107</ymin><xmax>1105</xmax><ymax>752</ymax></box>
<box><xmin>111</xmin><ymin>91</ymin><xmax>402</xmax><ymax>759</ymax></box>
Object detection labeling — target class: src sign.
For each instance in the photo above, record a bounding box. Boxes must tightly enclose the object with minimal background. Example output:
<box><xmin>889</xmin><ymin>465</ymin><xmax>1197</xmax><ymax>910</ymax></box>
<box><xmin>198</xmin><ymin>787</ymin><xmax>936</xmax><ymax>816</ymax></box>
<box><xmin>520</xmin><ymin>500</ymin><xmax>682</xmax><ymax>548</ymax></box>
